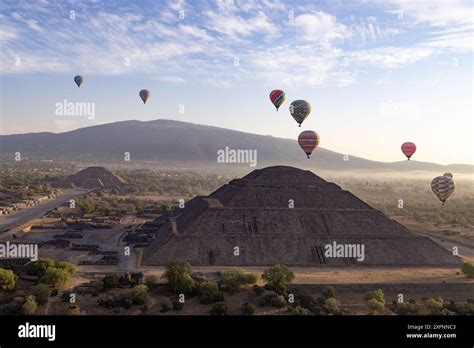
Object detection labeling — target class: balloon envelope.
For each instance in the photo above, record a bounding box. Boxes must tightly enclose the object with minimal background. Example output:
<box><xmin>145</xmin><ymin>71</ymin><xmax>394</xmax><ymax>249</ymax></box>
<box><xmin>139</xmin><ymin>89</ymin><xmax>150</xmax><ymax>104</ymax></box>
<box><xmin>401</xmin><ymin>142</ymin><xmax>416</xmax><ymax>160</ymax></box>
<box><xmin>298</xmin><ymin>130</ymin><xmax>320</xmax><ymax>158</ymax></box>
<box><xmin>431</xmin><ymin>176</ymin><xmax>455</xmax><ymax>204</ymax></box>
<box><xmin>74</xmin><ymin>75</ymin><xmax>83</xmax><ymax>87</ymax></box>
<box><xmin>290</xmin><ymin>100</ymin><xmax>311</xmax><ymax>126</ymax></box>
<box><xmin>269</xmin><ymin>90</ymin><xmax>285</xmax><ymax>110</ymax></box>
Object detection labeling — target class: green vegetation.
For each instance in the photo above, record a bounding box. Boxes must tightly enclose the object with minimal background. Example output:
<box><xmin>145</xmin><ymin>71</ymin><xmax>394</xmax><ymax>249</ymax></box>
<box><xmin>0</xmin><ymin>268</ymin><xmax>16</xmax><ymax>291</ymax></box>
<box><xmin>31</xmin><ymin>284</ymin><xmax>51</xmax><ymax>305</ymax></box>
<box><xmin>40</xmin><ymin>267</ymin><xmax>70</xmax><ymax>288</ymax></box>
<box><xmin>364</xmin><ymin>289</ymin><xmax>385</xmax><ymax>314</ymax></box>
<box><xmin>262</xmin><ymin>264</ymin><xmax>294</xmax><ymax>294</ymax></box>
<box><xmin>98</xmin><ymin>285</ymin><xmax>149</xmax><ymax>309</ymax></box>
<box><xmin>461</xmin><ymin>262</ymin><xmax>474</xmax><ymax>278</ymax></box>
<box><xmin>241</xmin><ymin>302</ymin><xmax>256</xmax><ymax>315</ymax></box>
<box><xmin>424</xmin><ymin>297</ymin><xmax>444</xmax><ymax>315</ymax></box>
<box><xmin>144</xmin><ymin>275</ymin><xmax>159</xmax><ymax>288</ymax></box>
<box><xmin>163</xmin><ymin>261</ymin><xmax>196</xmax><ymax>295</ymax></box>
<box><xmin>26</xmin><ymin>259</ymin><xmax>55</xmax><ymax>277</ymax></box>
<box><xmin>21</xmin><ymin>295</ymin><xmax>38</xmax><ymax>315</ymax></box>
<box><xmin>198</xmin><ymin>281</ymin><xmax>224</xmax><ymax>304</ymax></box>
<box><xmin>221</xmin><ymin>268</ymin><xmax>258</xmax><ymax>294</ymax></box>
<box><xmin>210</xmin><ymin>301</ymin><xmax>228</xmax><ymax>316</ymax></box>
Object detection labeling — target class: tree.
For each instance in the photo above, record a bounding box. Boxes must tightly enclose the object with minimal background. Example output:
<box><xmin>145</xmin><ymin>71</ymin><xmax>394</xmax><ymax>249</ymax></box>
<box><xmin>0</xmin><ymin>268</ymin><xmax>16</xmax><ymax>291</ymax></box>
<box><xmin>461</xmin><ymin>262</ymin><xmax>474</xmax><ymax>278</ymax></box>
<box><xmin>57</xmin><ymin>261</ymin><xmax>76</xmax><ymax>276</ymax></box>
<box><xmin>26</xmin><ymin>259</ymin><xmax>55</xmax><ymax>277</ymax></box>
<box><xmin>321</xmin><ymin>286</ymin><xmax>336</xmax><ymax>300</ymax></box>
<box><xmin>40</xmin><ymin>267</ymin><xmax>70</xmax><ymax>288</ymax></box>
<box><xmin>102</xmin><ymin>273</ymin><xmax>121</xmax><ymax>290</ymax></box>
<box><xmin>21</xmin><ymin>295</ymin><xmax>37</xmax><ymax>315</ymax></box>
<box><xmin>67</xmin><ymin>305</ymin><xmax>84</xmax><ymax>315</ymax></box>
<box><xmin>144</xmin><ymin>275</ymin><xmax>159</xmax><ymax>288</ymax></box>
<box><xmin>31</xmin><ymin>284</ymin><xmax>51</xmax><ymax>305</ymax></box>
<box><xmin>130</xmin><ymin>285</ymin><xmax>149</xmax><ymax>306</ymax></box>
<box><xmin>364</xmin><ymin>289</ymin><xmax>385</xmax><ymax>314</ymax></box>
<box><xmin>163</xmin><ymin>261</ymin><xmax>196</xmax><ymax>295</ymax></box>
<box><xmin>262</xmin><ymin>264</ymin><xmax>294</xmax><ymax>293</ymax></box>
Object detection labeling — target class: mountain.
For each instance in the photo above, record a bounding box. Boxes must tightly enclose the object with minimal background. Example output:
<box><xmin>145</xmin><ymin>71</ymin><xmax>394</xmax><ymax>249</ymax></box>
<box><xmin>0</xmin><ymin>119</ymin><xmax>472</xmax><ymax>173</ymax></box>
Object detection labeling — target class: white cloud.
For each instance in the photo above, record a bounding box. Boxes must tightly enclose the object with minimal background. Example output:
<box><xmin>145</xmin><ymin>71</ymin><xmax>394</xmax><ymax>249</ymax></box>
<box><xmin>289</xmin><ymin>12</ymin><xmax>349</xmax><ymax>46</ymax></box>
<box><xmin>349</xmin><ymin>46</ymin><xmax>434</xmax><ymax>68</ymax></box>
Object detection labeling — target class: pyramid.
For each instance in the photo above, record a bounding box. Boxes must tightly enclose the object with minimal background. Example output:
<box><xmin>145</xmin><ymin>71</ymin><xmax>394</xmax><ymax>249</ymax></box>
<box><xmin>56</xmin><ymin>166</ymin><xmax>127</xmax><ymax>189</ymax></box>
<box><xmin>143</xmin><ymin>166</ymin><xmax>461</xmax><ymax>267</ymax></box>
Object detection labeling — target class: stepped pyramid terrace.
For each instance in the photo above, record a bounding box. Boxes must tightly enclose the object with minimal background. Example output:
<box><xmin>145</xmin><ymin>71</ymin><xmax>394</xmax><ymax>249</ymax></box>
<box><xmin>143</xmin><ymin>166</ymin><xmax>461</xmax><ymax>267</ymax></box>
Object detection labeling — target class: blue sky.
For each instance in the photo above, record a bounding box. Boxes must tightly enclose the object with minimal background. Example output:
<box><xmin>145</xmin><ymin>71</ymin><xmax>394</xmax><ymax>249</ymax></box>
<box><xmin>0</xmin><ymin>0</ymin><xmax>473</xmax><ymax>165</ymax></box>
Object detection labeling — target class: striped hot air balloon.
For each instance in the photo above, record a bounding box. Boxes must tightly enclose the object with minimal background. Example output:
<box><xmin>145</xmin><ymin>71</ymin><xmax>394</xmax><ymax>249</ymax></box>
<box><xmin>431</xmin><ymin>176</ymin><xmax>455</xmax><ymax>205</ymax></box>
<box><xmin>401</xmin><ymin>142</ymin><xmax>416</xmax><ymax>160</ymax></box>
<box><xmin>298</xmin><ymin>130</ymin><xmax>320</xmax><ymax>158</ymax></box>
<box><xmin>269</xmin><ymin>90</ymin><xmax>285</xmax><ymax>111</ymax></box>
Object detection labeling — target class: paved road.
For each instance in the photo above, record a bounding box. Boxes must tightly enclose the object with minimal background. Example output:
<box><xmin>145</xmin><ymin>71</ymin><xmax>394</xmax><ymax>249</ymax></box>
<box><xmin>0</xmin><ymin>190</ymin><xmax>89</xmax><ymax>235</ymax></box>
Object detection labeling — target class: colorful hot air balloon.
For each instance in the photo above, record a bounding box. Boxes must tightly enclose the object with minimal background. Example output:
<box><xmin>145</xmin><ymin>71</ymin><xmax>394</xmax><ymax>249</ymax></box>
<box><xmin>401</xmin><ymin>142</ymin><xmax>416</xmax><ymax>160</ymax></box>
<box><xmin>431</xmin><ymin>175</ymin><xmax>455</xmax><ymax>205</ymax></box>
<box><xmin>269</xmin><ymin>90</ymin><xmax>285</xmax><ymax>111</ymax></box>
<box><xmin>443</xmin><ymin>173</ymin><xmax>453</xmax><ymax>179</ymax></box>
<box><xmin>298</xmin><ymin>130</ymin><xmax>320</xmax><ymax>158</ymax></box>
<box><xmin>290</xmin><ymin>100</ymin><xmax>311</xmax><ymax>127</ymax></box>
<box><xmin>139</xmin><ymin>89</ymin><xmax>150</xmax><ymax>104</ymax></box>
<box><xmin>74</xmin><ymin>75</ymin><xmax>83</xmax><ymax>87</ymax></box>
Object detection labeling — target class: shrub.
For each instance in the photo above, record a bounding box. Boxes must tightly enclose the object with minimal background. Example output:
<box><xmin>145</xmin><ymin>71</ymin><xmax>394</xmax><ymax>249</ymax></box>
<box><xmin>262</xmin><ymin>264</ymin><xmax>294</xmax><ymax>294</ymax></box>
<box><xmin>323</xmin><ymin>297</ymin><xmax>340</xmax><ymax>314</ymax></box>
<box><xmin>67</xmin><ymin>305</ymin><xmax>84</xmax><ymax>315</ymax></box>
<box><xmin>130</xmin><ymin>284</ymin><xmax>149</xmax><ymax>306</ymax></box>
<box><xmin>21</xmin><ymin>295</ymin><xmax>37</xmax><ymax>315</ymax></box>
<box><xmin>396</xmin><ymin>302</ymin><xmax>419</xmax><ymax>315</ymax></box>
<box><xmin>210</xmin><ymin>301</ymin><xmax>228</xmax><ymax>315</ymax></box>
<box><xmin>291</xmin><ymin>306</ymin><xmax>311</xmax><ymax>315</ymax></box>
<box><xmin>241</xmin><ymin>302</ymin><xmax>256</xmax><ymax>315</ymax></box>
<box><xmin>31</xmin><ymin>284</ymin><xmax>50</xmax><ymax>305</ymax></box>
<box><xmin>461</xmin><ymin>262</ymin><xmax>474</xmax><ymax>278</ymax></box>
<box><xmin>163</xmin><ymin>261</ymin><xmax>196</xmax><ymax>295</ymax></box>
<box><xmin>40</xmin><ymin>267</ymin><xmax>70</xmax><ymax>288</ymax></box>
<box><xmin>365</xmin><ymin>289</ymin><xmax>385</xmax><ymax>314</ymax></box>
<box><xmin>102</xmin><ymin>273</ymin><xmax>121</xmax><ymax>290</ymax></box>
<box><xmin>424</xmin><ymin>297</ymin><xmax>443</xmax><ymax>314</ymax></box>
<box><xmin>57</xmin><ymin>262</ymin><xmax>76</xmax><ymax>276</ymax></box>
<box><xmin>222</xmin><ymin>268</ymin><xmax>258</xmax><ymax>294</ymax></box>
<box><xmin>26</xmin><ymin>259</ymin><xmax>55</xmax><ymax>277</ymax></box>
<box><xmin>0</xmin><ymin>268</ymin><xmax>16</xmax><ymax>291</ymax></box>
<box><xmin>265</xmin><ymin>294</ymin><xmax>286</xmax><ymax>308</ymax></box>
<box><xmin>160</xmin><ymin>298</ymin><xmax>173</xmax><ymax>312</ymax></box>
<box><xmin>198</xmin><ymin>281</ymin><xmax>224</xmax><ymax>304</ymax></box>
<box><xmin>321</xmin><ymin>286</ymin><xmax>336</xmax><ymax>300</ymax></box>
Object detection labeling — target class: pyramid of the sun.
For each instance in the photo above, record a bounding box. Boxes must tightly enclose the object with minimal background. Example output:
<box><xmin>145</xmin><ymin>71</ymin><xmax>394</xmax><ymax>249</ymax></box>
<box><xmin>56</xmin><ymin>166</ymin><xmax>127</xmax><ymax>189</ymax></box>
<box><xmin>143</xmin><ymin>166</ymin><xmax>460</xmax><ymax>267</ymax></box>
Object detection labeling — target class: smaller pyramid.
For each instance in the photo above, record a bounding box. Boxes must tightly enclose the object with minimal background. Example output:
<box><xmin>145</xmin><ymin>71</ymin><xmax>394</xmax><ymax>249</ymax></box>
<box><xmin>56</xmin><ymin>167</ymin><xmax>127</xmax><ymax>189</ymax></box>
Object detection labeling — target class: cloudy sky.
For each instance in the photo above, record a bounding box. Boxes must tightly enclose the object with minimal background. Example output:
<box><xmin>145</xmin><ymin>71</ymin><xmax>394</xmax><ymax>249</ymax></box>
<box><xmin>0</xmin><ymin>0</ymin><xmax>473</xmax><ymax>165</ymax></box>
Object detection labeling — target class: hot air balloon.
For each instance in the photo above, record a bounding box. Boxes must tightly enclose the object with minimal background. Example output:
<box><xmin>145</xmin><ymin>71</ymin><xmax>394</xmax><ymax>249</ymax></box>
<box><xmin>139</xmin><ymin>89</ymin><xmax>150</xmax><ymax>104</ymax></box>
<box><xmin>401</xmin><ymin>142</ymin><xmax>416</xmax><ymax>160</ymax></box>
<box><xmin>298</xmin><ymin>130</ymin><xmax>320</xmax><ymax>158</ymax></box>
<box><xmin>74</xmin><ymin>75</ymin><xmax>83</xmax><ymax>87</ymax></box>
<box><xmin>269</xmin><ymin>90</ymin><xmax>285</xmax><ymax>111</ymax></box>
<box><xmin>431</xmin><ymin>175</ymin><xmax>455</xmax><ymax>205</ymax></box>
<box><xmin>290</xmin><ymin>100</ymin><xmax>311</xmax><ymax>127</ymax></box>
<box><xmin>443</xmin><ymin>173</ymin><xmax>453</xmax><ymax>179</ymax></box>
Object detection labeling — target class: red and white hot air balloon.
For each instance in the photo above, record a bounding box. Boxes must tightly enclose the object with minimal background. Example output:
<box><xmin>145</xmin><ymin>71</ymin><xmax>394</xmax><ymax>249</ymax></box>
<box><xmin>401</xmin><ymin>142</ymin><xmax>416</xmax><ymax>160</ymax></box>
<box><xmin>298</xmin><ymin>130</ymin><xmax>320</xmax><ymax>158</ymax></box>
